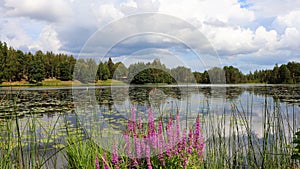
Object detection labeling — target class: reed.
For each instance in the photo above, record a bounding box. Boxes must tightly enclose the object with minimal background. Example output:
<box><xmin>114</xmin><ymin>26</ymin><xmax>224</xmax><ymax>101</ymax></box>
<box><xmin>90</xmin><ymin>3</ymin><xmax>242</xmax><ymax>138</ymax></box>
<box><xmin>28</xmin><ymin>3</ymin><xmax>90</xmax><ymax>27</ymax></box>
<box><xmin>0</xmin><ymin>92</ymin><xmax>298</xmax><ymax>168</ymax></box>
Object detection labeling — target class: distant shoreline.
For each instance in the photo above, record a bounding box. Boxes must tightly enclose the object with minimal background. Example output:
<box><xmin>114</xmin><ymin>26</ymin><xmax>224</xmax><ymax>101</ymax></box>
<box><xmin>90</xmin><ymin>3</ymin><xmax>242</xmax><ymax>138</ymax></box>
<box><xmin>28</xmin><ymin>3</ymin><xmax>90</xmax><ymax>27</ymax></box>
<box><xmin>1</xmin><ymin>80</ymin><xmax>299</xmax><ymax>88</ymax></box>
<box><xmin>0</xmin><ymin>79</ymin><xmax>127</xmax><ymax>87</ymax></box>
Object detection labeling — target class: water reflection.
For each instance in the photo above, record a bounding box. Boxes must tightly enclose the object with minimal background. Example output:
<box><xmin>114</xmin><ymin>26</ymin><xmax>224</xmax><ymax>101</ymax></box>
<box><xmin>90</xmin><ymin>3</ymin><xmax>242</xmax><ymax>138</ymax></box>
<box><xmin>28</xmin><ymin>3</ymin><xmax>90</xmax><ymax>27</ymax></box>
<box><xmin>0</xmin><ymin>85</ymin><xmax>299</xmax><ymax>119</ymax></box>
<box><xmin>1</xmin><ymin>85</ymin><xmax>299</xmax><ymax>168</ymax></box>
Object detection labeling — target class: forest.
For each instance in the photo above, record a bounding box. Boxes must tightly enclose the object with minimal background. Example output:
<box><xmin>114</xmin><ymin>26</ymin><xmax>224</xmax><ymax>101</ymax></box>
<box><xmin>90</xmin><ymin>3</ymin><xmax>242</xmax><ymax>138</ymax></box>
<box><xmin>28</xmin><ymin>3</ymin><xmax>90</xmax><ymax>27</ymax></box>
<box><xmin>0</xmin><ymin>41</ymin><xmax>299</xmax><ymax>84</ymax></box>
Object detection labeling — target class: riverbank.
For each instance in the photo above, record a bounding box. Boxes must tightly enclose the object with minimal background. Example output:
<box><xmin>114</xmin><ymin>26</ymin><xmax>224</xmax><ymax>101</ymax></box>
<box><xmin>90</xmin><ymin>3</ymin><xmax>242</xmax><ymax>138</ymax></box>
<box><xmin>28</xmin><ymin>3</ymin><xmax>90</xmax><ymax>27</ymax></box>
<box><xmin>0</xmin><ymin>79</ymin><xmax>126</xmax><ymax>87</ymax></box>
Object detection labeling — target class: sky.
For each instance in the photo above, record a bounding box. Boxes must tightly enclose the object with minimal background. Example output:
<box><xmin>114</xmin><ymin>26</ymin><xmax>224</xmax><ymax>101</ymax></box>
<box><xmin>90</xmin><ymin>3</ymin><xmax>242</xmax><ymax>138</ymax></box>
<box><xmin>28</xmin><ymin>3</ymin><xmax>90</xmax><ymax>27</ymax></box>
<box><xmin>1</xmin><ymin>0</ymin><xmax>300</xmax><ymax>73</ymax></box>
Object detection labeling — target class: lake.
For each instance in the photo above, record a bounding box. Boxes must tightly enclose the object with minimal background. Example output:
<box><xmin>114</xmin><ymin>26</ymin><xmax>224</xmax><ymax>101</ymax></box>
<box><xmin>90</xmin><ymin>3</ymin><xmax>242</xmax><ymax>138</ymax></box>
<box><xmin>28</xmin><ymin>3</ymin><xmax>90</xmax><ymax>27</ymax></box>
<box><xmin>0</xmin><ymin>84</ymin><xmax>299</xmax><ymax>168</ymax></box>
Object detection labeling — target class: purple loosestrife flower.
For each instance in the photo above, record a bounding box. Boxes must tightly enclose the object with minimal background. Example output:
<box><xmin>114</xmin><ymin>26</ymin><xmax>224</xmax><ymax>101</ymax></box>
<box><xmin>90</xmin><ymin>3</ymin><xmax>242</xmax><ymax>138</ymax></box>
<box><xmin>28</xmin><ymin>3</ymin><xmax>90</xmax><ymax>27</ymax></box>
<box><xmin>145</xmin><ymin>143</ymin><xmax>152</xmax><ymax>169</ymax></box>
<box><xmin>137</xmin><ymin>117</ymin><xmax>142</xmax><ymax>130</ymax></box>
<box><xmin>188</xmin><ymin>128</ymin><xmax>194</xmax><ymax>154</ymax></box>
<box><xmin>183</xmin><ymin>157</ymin><xmax>188</xmax><ymax>168</ymax></box>
<box><xmin>166</xmin><ymin>116</ymin><xmax>176</xmax><ymax>156</ymax></box>
<box><xmin>95</xmin><ymin>155</ymin><xmax>100</xmax><ymax>169</ymax></box>
<box><xmin>176</xmin><ymin>113</ymin><xmax>181</xmax><ymax>141</ymax></box>
<box><xmin>112</xmin><ymin>144</ymin><xmax>119</xmax><ymax>169</ymax></box>
<box><xmin>127</xmin><ymin>120</ymin><xmax>133</xmax><ymax>132</ymax></box>
<box><xmin>158</xmin><ymin>121</ymin><xmax>165</xmax><ymax>162</ymax></box>
<box><xmin>102</xmin><ymin>152</ymin><xmax>109</xmax><ymax>169</ymax></box>
<box><xmin>193</xmin><ymin>116</ymin><xmax>205</xmax><ymax>156</ymax></box>
<box><xmin>134</xmin><ymin>134</ymin><xmax>141</xmax><ymax>159</ymax></box>
<box><xmin>193</xmin><ymin>116</ymin><xmax>201</xmax><ymax>146</ymax></box>
<box><xmin>179</xmin><ymin>129</ymin><xmax>187</xmax><ymax>159</ymax></box>
<box><xmin>157</xmin><ymin>121</ymin><xmax>164</xmax><ymax>155</ymax></box>
<box><xmin>145</xmin><ymin>142</ymin><xmax>151</xmax><ymax>158</ymax></box>
<box><xmin>197</xmin><ymin>139</ymin><xmax>205</xmax><ymax>157</ymax></box>
<box><xmin>174</xmin><ymin>113</ymin><xmax>181</xmax><ymax>155</ymax></box>
<box><xmin>158</xmin><ymin>120</ymin><xmax>163</xmax><ymax>134</ymax></box>
<box><xmin>148</xmin><ymin>108</ymin><xmax>155</xmax><ymax>134</ymax></box>
<box><xmin>158</xmin><ymin>154</ymin><xmax>165</xmax><ymax>167</ymax></box>
<box><xmin>132</xmin><ymin>160</ymin><xmax>139</xmax><ymax>167</ymax></box>
<box><xmin>141</xmin><ymin>136</ymin><xmax>146</xmax><ymax>157</ymax></box>
<box><xmin>188</xmin><ymin>144</ymin><xmax>193</xmax><ymax>154</ymax></box>
<box><xmin>196</xmin><ymin>133</ymin><xmax>205</xmax><ymax>157</ymax></box>
<box><xmin>124</xmin><ymin>132</ymin><xmax>133</xmax><ymax>159</ymax></box>
<box><xmin>147</xmin><ymin>108</ymin><xmax>157</xmax><ymax>149</ymax></box>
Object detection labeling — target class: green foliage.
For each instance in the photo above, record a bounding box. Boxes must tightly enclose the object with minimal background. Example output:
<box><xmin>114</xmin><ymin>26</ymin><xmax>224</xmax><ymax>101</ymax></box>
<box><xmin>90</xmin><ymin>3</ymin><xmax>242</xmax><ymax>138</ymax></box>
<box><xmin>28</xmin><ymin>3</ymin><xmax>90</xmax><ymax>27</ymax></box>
<box><xmin>223</xmin><ymin>66</ymin><xmax>243</xmax><ymax>84</ymax></box>
<box><xmin>74</xmin><ymin>59</ymin><xmax>97</xmax><ymax>83</ymax></box>
<box><xmin>58</xmin><ymin>61</ymin><xmax>72</xmax><ymax>80</ymax></box>
<box><xmin>287</xmin><ymin>62</ymin><xmax>300</xmax><ymax>83</ymax></box>
<box><xmin>113</xmin><ymin>62</ymin><xmax>128</xmax><ymax>80</ymax></box>
<box><xmin>127</xmin><ymin>60</ymin><xmax>175</xmax><ymax>84</ymax></box>
<box><xmin>171</xmin><ymin>66</ymin><xmax>195</xmax><ymax>83</ymax></box>
<box><xmin>97</xmin><ymin>62</ymin><xmax>111</xmax><ymax>80</ymax></box>
<box><xmin>207</xmin><ymin>67</ymin><xmax>226</xmax><ymax>84</ymax></box>
<box><xmin>107</xmin><ymin>57</ymin><xmax>115</xmax><ymax>79</ymax></box>
<box><xmin>28</xmin><ymin>51</ymin><xmax>45</xmax><ymax>83</ymax></box>
<box><xmin>0</xmin><ymin>40</ymin><xmax>300</xmax><ymax>85</ymax></box>
<box><xmin>292</xmin><ymin>130</ymin><xmax>300</xmax><ymax>160</ymax></box>
<box><xmin>278</xmin><ymin>64</ymin><xmax>292</xmax><ymax>83</ymax></box>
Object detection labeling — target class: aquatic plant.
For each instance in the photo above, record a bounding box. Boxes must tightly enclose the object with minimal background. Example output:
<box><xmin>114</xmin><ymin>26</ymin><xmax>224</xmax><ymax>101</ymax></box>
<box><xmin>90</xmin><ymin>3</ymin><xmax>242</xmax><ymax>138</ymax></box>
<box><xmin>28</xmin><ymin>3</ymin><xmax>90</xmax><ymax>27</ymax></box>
<box><xmin>292</xmin><ymin>129</ymin><xmax>300</xmax><ymax>160</ymax></box>
<box><xmin>93</xmin><ymin>107</ymin><xmax>205</xmax><ymax>169</ymax></box>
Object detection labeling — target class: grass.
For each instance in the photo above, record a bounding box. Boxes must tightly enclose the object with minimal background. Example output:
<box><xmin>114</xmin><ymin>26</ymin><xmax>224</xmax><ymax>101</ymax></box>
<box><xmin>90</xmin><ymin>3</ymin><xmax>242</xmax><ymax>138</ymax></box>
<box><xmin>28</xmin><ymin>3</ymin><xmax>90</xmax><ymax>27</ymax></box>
<box><xmin>95</xmin><ymin>79</ymin><xmax>126</xmax><ymax>86</ymax></box>
<box><xmin>0</xmin><ymin>93</ymin><xmax>299</xmax><ymax>168</ymax></box>
<box><xmin>41</xmin><ymin>79</ymin><xmax>78</xmax><ymax>86</ymax></box>
<box><xmin>0</xmin><ymin>79</ymin><xmax>127</xmax><ymax>87</ymax></box>
<box><xmin>63</xmin><ymin>99</ymin><xmax>298</xmax><ymax>169</ymax></box>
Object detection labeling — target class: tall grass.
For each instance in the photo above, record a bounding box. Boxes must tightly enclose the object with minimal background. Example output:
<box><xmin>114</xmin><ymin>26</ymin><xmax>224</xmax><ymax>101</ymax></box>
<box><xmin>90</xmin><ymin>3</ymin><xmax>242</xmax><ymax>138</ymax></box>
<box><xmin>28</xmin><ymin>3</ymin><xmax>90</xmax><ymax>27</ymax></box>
<box><xmin>0</xmin><ymin>91</ymin><xmax>298</xmax><ymax>168</ymax></box>
<box><xmin>65</xmin><ymin>98</ymin><xmax>297</xmax><ymax>169</ymax></box>
<box><xmin>203</xmin><ymin>96</ymin><xmax>297</xmax><ymax>168</ymax></box>
<box><xmin>0</xmin><ymin>91</ymin><xmax>68</xmax><ymax>169</ymax></box>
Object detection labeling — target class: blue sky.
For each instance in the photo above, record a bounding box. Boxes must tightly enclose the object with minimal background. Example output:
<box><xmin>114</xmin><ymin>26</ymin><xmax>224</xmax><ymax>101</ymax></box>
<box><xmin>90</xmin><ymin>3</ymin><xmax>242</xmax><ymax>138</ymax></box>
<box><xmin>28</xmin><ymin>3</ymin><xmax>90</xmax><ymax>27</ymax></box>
<box><xmin>1</xmin><ymin>0</ymin><xmax>300</xmax><ymax>73</ymax></box>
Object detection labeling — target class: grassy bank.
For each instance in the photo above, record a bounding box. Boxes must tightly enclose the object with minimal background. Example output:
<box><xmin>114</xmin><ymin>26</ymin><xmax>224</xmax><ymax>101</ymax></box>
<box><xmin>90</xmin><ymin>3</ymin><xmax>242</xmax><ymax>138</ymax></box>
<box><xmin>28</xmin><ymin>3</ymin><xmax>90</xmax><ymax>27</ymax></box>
<box><xmin>0</xmin><ymin>79</ymin><xmax>126</xmax><ymax>87</ymax></box>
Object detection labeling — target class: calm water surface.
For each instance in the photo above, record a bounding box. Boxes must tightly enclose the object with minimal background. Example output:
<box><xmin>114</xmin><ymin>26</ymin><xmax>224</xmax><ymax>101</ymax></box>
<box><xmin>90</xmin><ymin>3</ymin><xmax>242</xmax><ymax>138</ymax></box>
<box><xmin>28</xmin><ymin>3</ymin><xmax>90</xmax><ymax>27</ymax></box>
<box><xmin>1</xmin><ymin>84</ymin><xmax>299</xmax><ymax>134</ymax></box>
<box><xmin>0</xmin><ymin>84</ymin><xmax>299</xmax><ymax>167</ymax></box>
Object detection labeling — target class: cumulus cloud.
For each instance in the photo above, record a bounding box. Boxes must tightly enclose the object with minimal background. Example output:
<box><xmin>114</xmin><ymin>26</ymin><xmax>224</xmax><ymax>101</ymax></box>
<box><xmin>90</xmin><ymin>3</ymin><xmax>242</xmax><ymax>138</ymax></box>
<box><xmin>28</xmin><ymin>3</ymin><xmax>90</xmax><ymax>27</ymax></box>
<box><xmin>0</xmin><ymin>0</ymin><xmax>299</xmax><ymax>72</ymax></box>
<box><xmin>29</xmin><ymin>26</ymin><xmax>62</xmax><ymax>53</ymax></box>
<box><xmin>4</xmin><ymin>0</ymin><xmax>73</xmax><ymax>22</ymax></box>
<box><xmin>0</xmin><ymin>17</ymin><xmax>32</xmax><ymax>50</ymax></box>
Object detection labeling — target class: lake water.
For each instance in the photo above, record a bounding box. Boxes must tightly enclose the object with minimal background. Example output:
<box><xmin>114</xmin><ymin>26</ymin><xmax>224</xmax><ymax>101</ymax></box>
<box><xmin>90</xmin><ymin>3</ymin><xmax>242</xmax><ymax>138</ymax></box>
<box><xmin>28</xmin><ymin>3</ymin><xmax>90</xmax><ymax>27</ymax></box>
<box><xmin>1</xmin><ymin>84</ymin><xmax>300</xmax><ymax>134</ymax></box>
<box><xmin>0</xmin><ymin>84</ymin><xmax>300</xmax><ymax>167</ymax></box>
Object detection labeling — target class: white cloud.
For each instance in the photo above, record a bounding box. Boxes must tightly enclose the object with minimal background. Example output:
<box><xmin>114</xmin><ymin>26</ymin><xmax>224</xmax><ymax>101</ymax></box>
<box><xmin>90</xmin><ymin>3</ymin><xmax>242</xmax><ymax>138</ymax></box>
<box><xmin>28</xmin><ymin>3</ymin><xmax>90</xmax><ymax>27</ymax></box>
<box><xmin>275</xmin><ymin>10</ymin><xmax>300</xmax><ymax>29</ymax></box>
<box><xmin>203</xmin><ymin>25</ymin><xmax>255</xmax><ymax>55</ymax></box>
<box><xmin>94</xmin><ymin>4</ymin><xmax>124</xmax><ymax>26</ymax></box>
<box><xmin>0</xmin><ymin>18</ymin><xmax>32</xmax><ymax>50</ymax></box>
<box><xmin>253</xmin><ymin>26</ymin><xmax>277</xmax><ymax>49</ymax></box>
<box><xmin>158</xmin><ymin>0</ymin><xmax>254</xmax><ymax>24</ymax></box>
<box><xmin>120</xmin><ymin>0</ymin><xmax>137</xmax><ymax>14</ymax></box>
<box><xmin>4</xmin><ymin>0</ymin><xmax>73</xmax><ymax>22</ymax></box>
<box><xmin>0</xmin><ymin>0</ymin><xmax>300</xmax><ymax>72</ymax></box>
<box><xmin>279</xmin><ymin>27</ymin><xmax>300</xmax><ymax>50</ymax></box>
<box><xmin>29</xmin><ymin>26</ymin><xmax>62</xmax><ymax>53</ymax></box>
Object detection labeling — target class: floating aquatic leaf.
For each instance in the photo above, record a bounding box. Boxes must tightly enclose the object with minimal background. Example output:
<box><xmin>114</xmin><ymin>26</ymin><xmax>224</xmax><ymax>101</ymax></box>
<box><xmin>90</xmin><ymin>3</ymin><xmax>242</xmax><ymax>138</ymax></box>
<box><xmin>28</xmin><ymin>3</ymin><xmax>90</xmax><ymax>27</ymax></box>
<box><xmin>53</xmin><ymin>143</ymin><xmax>65</xmax><ymax>149</ymax></box>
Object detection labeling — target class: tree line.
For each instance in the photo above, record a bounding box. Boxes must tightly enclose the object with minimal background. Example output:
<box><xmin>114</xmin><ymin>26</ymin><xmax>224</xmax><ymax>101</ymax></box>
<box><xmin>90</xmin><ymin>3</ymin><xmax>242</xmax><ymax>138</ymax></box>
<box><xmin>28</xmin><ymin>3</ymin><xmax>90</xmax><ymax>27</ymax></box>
<box><xmin>0</xmin><ymin>41</ymin><xmax>299</xmax><ymax>84</ymax></box>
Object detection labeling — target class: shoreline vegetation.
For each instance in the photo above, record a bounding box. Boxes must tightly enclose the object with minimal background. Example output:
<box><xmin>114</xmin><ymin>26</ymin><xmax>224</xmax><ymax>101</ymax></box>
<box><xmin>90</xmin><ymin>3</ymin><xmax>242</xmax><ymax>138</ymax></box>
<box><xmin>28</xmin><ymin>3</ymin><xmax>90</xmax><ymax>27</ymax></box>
<box><xmin>1</xmin><ymin>80</ymin><xmax>299</xmax><ymax>88</ymax></box>
<box><xmin>1</xmin><ymin>79</ymin><xmax>298</xmax><ymax>87</ymax></box>
<box><xmin>0</xmin><ymin>79</ymin><xmax>127</xmax><ymax>87</ymax></box>
<box><xmin>1</xmin><ymin>101</ymin><xmax>298</xmax><ymax>168</ymax></box>
<box><xmin>0</xmin><ymin>41</ymin><xmax>300</xmax><ymax>87</ymax></box>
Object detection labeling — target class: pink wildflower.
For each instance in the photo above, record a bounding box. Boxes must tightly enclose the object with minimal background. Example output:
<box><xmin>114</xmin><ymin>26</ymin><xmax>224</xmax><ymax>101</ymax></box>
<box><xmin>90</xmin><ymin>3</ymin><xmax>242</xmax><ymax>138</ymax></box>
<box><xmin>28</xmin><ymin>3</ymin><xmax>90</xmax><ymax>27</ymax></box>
<box><xmin>146</xmin><ymin>144</ymin><xmax>152</xmax><ymax>169</ymax></box>
<box><xmin>112</xmin><ymin>144</ymin><xmax>119</xmax><ymax>169</ymax></box>
<box><xmin>95</xmin><ymin>155</ymin><xmax>100</xmax><ymax>169</ymax></box>
<box><xmin>102</xmin><ymin>152</ymin><xmax>109</xmax><ymax>169</ymax></box>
